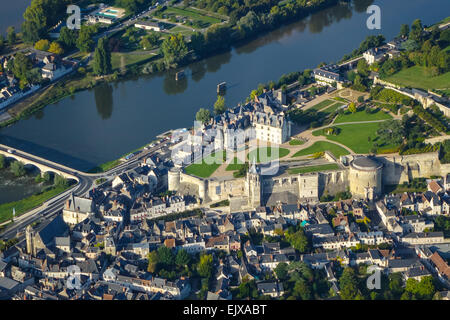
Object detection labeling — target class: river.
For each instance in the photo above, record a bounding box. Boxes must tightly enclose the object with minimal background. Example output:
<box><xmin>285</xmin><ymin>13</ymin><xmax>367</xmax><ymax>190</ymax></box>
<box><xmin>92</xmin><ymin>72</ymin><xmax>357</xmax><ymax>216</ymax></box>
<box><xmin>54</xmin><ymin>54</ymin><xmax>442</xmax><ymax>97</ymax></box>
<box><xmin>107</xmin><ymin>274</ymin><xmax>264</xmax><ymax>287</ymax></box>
<box><xmin>0</xmin><ymin>0</ymin><xmax>31</xmax><ymax>35</ymax></box>
<box><xmin>0</xmin><ymin>0</ymin><xmax>449</xmax><ymax>197</ymax></box>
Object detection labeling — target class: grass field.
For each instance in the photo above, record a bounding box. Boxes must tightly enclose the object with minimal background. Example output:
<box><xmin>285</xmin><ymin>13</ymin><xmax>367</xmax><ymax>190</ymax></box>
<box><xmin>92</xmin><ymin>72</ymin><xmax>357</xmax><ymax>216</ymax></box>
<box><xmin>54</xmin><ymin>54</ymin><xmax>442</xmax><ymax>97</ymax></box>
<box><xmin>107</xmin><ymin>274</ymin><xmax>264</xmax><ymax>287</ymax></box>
<box><xmin>169</xmin><ymin>25</ymin><xmax>196</xmax><ymax>36</ymax></box>
<box><xmin>334</xmin><ymin>108</ymin><xmax>392</xmax><ymax>123</ymax></box>
<box><xmin>226</xmin><ymin>157</ymin><xmax>246</xmax><ymax>171</ymax></box>
<box><xmin>292</xmin><ymin>141</ymin><xmax>350</xmax><ymax>158</ymax></box>
<box><xmin>309</xmin><ymin>99</ymin><xmax>336</xmax><ymax>111</ymax></box>
<box><xmin>248</xmin><ymin>147</ymin><xmax>290</xmax><ymax>163</ymax></box>
<box><xmin>111</xmin><ymin>52</ymin><xmax>156</xmax><ymax>71</ymax></box>
<box><xmin>315</xmin><ymin>122</ymin><xmax>386</xmax><ymax>154</ymax></box>
<box><xmin>163</xmin><ymin>6</ymin><xmax>222</xmax><ymax>28</ymax></box>
<box><xmin>322</xmin><ymin>102</ymin><xmax>345</xmax><ymax>114</ymax></box>
<box><xmin>185</xmin><ymin>151</ymin><xmax>225</xmax><ymax>178</ymax></box>
<box><xmin>0</xmin><ymin>185</ymin><xmax>72</xmax><ymax>223</ymax></box>
<box><xmin>288</xmin><ymin>164</ymin><xmax>340</xmax><ymax>174</ymax></box>
<box><xmin>385</xmin><ymin>66</ymin><xmax>450</xmax><ymax>91</ymax></box>
<box><xmin>289</xmin><ymin>139</ymin><xmax>305</xmax><ymax>146</ymax></box>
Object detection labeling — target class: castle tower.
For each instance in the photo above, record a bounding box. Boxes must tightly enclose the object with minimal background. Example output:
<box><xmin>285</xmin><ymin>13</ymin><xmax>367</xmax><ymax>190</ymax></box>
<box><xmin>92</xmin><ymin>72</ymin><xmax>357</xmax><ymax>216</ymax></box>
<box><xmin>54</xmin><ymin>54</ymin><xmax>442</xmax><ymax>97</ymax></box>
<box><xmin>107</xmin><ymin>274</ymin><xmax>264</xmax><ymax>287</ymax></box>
<box><xmin>168</xmin><ymin>167</ymin><xmax>181</xmax><ymax>192</ymax></box>
<box><xmin>246</xmin><ymin>160</ymin><xmax>261</xmax><ymax>208</ymax></box>
<box><xmin>25</xmin><ymin>225</ymin><xmax>35</xmax><ymax>256</ymax></box>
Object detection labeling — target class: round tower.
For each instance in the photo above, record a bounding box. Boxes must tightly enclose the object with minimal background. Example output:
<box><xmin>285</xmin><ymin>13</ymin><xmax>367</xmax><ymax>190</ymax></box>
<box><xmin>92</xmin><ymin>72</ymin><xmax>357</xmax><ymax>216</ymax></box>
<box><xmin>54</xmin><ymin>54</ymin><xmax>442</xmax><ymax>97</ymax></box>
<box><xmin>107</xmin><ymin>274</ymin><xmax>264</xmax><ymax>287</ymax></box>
<box><xmin>168</xmin><ymin>167</ymin><xmax>181</xmax><ymax>191</ymax></box>
<box><xmin>349</xmin><ymin>156</ymin><xmax>383</xmax><ymax>200</ymax></box>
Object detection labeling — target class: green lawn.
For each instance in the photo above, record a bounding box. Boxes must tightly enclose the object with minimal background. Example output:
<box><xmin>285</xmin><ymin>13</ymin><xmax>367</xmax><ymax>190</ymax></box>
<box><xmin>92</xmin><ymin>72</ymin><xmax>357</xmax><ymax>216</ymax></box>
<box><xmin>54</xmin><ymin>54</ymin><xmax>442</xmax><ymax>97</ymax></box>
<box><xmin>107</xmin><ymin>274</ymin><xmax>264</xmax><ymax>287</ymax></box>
<box><xmin>314</xmin><ymin>122</ymin><xmax>388</xmax><ymax>154</ymax></box>
<box><xmin>226</xmin><ymin>157</ymin><xmax>246</xmax><ymax>171</ymax></box>
<box><xmin>111</xmin><ymin>52</ymin><xmax>157</xmax><ymax>71</ymax></box>
<box><xmin>288</xmin><ymin>164</ymin><xmax>340</xmax><ymax>174</ymax></box>
<box><xmin>289</xmin><ymin>139</ymin><xmax>305</xmax><ymax>146</ymax></box>
<box><xmin>0</xmin><ymin>185</ymin><xmax>72</xmax><ymax>223</ymax></box>
<box><xmin>169</xmin><ymin>25</ymin><xmax>196</xmax><ymax>36</ymax></box>
<box><xmin>247</xmin><ymin>147</ymin><xmax>290</xmax><ymax>163</ymax></box>
<box><xmin>322</xmin><ymin>102</ymin><xmax>345</xmax><ymax>114</ymax></box>
<box><xmin>334</xmin><ymin>108</ymin><xmax>392</xmax><ymax>123</ymax></box>
<box><xmin>385</xmin><ymin>66</ymin><xmax>450</xmax><ymax>91</ymax></box>
<box><xmin>163</xmin><ymin>6</ymin><xmax>222</xmax><ymax>27</ymax></box>
<box><xmin>309</xmin><ymin>99</ymin><xmax>336</xmax><ymax>111</ymax></box>
<box><xmin>185</xmin><ymin>151</ymin><xmax>225</xmax><ymax>178</ymax></box>
<box><xmin>292</xmin><ymin>141</ymin><xmax>350</xmax><ymax>158</ymax></box>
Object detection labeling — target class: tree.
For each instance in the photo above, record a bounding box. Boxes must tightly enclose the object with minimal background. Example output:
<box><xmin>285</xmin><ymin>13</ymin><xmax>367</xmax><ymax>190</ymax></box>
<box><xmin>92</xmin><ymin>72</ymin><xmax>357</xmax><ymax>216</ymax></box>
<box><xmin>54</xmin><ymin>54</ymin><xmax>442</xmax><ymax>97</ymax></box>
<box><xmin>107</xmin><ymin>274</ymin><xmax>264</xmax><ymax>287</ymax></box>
<box><xmin>274</xmin><ymin>262</ymin><xmax>288</xmax><ymax>281</ymax></box>
<box><xmin>0</xmin><ymin>35</ymin><xmax>4</xmax><ymax>54</ymax></box>
<box><xmin>10</xmin><ymin>161</ymin><xmax>26</xmax><ymax>177</ymax></box>
<box><xmin>357</xmin><ymin>59</ymin><xmax>369</xmax><ymax>77</ymax></box>
<box><xmin>388</xmin><ymin>272</ymin><xmax>404</xmax><ymax>299</ymax></box>
<box><xmin>147</xmin><ymin>250</ymin><xmax>159</xmax><ymax>273</ymax></box>
<box><xmin>190</xmin><ymin>32</ymin><xmax>205</xmax><ymax>57</ymax></box>
<box><xmin>42</xmin><ymin>171</ymin><xmax>51</xmax><ymax>183</ymax></box>
<box><xmin>348</xmin><ymin>102</ymin><xmax>357</xmax><ymax>113</ymax></box>
<box><xmin>377</xmin><ymin>120</ymin><xmax>405</xmax><ymax>145</ymax></box>
<box><xmin>293</xmin><ymin>278</ymin><xmax>311</xmax><ymax>300</ymax></box>
<box><xmin>93</xmin><ymin>37</ymin><xmax>111</xmax><ymax>76</ymax></box>
<box><xmin>160</xmin><ymin>34</ymin><xmax>188</xmax><ymax>68</ymax></box>
<box><xmin>59</xmin><ymin>27</ymin><xmax>77</xmax><ymax>50</ymax></box>
<box><xmin>76</xmin><ymin>26</ymin><xmax>95</xmax><ymax>53</ymax></box>
<box><xmin>409</xmin><ymin>19</ymin><xmax>423</xmax><ymax>43</ymax></box>
<box><xmin>48</xmin><ymin>41</ymin><xmax>64</xmax><ymax>55</ymax></box>
<box><xmin>140</xmin><ymin>32</ymin><xmax>159</xmax><ymax>50</ymax></box>
<box><xmin>399</xmin><ymin>24</ymin><xmax>409</xmax><ymax>38</ymax></box>
<box><xmin>175</xmin><ymin>249</ymin><xmax>190</xmax><ymax>267</ymax></box>
<box><xmin>7</xmin><ymin>27</ymin><xmax>16</xmax><ymax>46</ymax></box>
<box><xmin>214</xmin><ymin>95</ymin><xmax>226</xmax><ymax>115</ymax></box>
<box><xmin>196</xmin><ymin>108</ymin><xmax>211</xmax><ymax>124</ymax></box>
<box><xmin>0</xmin><ymin>154</ymin><xmax>5</xmax><ymax>169</ymax></box>
<box><xmin>54</xmin><ymin>174</ymin><xmax>68</xmax><ymax>188</ymax></box>
<box><xmin>285</xmin><ymin>228</ymin><xmax>309</xmax><ymax>253</ymax></box>
<box><xmin>339</xmin><ymin>267</ymin><xmax>360</xmax><ymax>300</ymax></box>
<box><xmin>197</xmin><ymin>253</ymin><xmax>213</xmax><ymax>278</ymax></box>
<box><xmin>34</xmin><ymin>39</ymin><xmax>50</xmax><ymax>51</ymax></box>
<box><xmin>157</xmin><ymin>246</ymin><xmax>175</xmax><ymax>268</ymax></box>
<box><xmin>10</xmin><ymin>53</ymin><xmax>33</xmax><ymax>85</ymax></box>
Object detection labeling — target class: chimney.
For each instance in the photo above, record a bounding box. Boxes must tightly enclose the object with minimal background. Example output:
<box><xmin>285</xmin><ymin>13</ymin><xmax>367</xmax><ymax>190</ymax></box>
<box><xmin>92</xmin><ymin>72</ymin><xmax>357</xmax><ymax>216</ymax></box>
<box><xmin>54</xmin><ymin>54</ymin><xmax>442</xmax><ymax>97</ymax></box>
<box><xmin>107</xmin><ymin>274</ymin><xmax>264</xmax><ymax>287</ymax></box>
<box><xmin>65</xmin><ymin>200</ymin><xmax>70</xmax><ymax>209</ymax></box>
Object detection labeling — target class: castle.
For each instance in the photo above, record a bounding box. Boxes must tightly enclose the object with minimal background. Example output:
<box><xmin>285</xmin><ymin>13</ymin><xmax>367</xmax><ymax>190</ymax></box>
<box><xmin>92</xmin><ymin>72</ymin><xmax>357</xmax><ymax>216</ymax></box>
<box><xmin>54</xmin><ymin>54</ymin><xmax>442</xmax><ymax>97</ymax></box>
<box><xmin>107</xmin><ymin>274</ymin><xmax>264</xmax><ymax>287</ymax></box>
<box><xmin>168</xmin><ymin>151</ymin><xmax>449</xmax><ymax>210</ymax></box>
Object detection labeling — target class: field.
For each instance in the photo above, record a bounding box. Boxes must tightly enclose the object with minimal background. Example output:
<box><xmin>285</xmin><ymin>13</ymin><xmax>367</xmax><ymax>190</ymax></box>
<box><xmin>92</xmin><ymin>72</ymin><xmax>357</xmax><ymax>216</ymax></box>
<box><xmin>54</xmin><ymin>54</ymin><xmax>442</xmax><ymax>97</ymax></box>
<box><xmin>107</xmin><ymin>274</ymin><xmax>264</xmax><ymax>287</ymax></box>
<box><xmin>309</xmin><ymin>99</ymin><xmax>336</xmax><ymax>111</ymax></box>
<box><xmin>185</xmin><ymin>151</ymin><xmax>225</xmax><ymax>178</ymax></box>
<box><xmin>0</xmin><ymin>185</ymin><xmax>71</xmax><ymax>223</ymax></box>
<box><xmin>159</xmin><ymin>6</ymin><xmax>222</xmax><ymax>28</ymax></box>
<box><xmin>292</xmin><ymin>141</ymin><xmax>350</xmax><ymax>158</ymax></box>
<box><xmin>385</xmin><ymin>66</ymin><xmax>450</xmax><ymax>91</ymax></box>
<box><xmin>288</xmin><ymin>139</ymin><xmax>305</xmax><ymax>146</ymax></box>
<box><xmin>333</xmin><ymin>108</ymin><xmax>392</xmax><ymax>123</ymax></box>
<box><xmin>226</xmin><ymin>157</ymin><xmax>246</xmax><ymax>171</ymax></box>
<box><xmin>322</xmin><ymin>102</ymin><xmax>345</xmax><ymax>114</ymax></box>
<box><xmin>314</xmin><ymin>122</ymin><xmax>385</xmax><ymax>154</ymax></box>
<box><xmin>288</xmin><ymin>164</ymin><xmax>340</xmax><ymax>174</ymax></box>
<box><xmin>247</xmin><ymin>147</ymin><xmax>290</xmax><ymax>163</ymax></box>
<box><xmin>111</xmin><ymin>52</ymin><xmax>157</xmax><ymax>71</ymax></box>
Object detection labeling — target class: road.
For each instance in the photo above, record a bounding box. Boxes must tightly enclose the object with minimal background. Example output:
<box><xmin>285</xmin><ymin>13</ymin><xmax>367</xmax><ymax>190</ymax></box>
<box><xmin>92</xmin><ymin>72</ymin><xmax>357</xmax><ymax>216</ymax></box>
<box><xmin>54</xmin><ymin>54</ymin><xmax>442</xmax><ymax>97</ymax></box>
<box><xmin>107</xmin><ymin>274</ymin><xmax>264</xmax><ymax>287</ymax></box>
<box><xmin>0</xmin><ymin>138</ymin><xmax>171</xmax><ymax>241</ymax></box>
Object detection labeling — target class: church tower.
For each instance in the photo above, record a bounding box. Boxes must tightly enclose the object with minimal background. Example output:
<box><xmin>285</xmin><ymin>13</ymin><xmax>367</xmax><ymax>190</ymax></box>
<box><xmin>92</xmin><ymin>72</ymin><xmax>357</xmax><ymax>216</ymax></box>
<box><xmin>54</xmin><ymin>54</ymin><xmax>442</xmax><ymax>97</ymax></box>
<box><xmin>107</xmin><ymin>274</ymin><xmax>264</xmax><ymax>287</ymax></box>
<box><xmin>246</xmin><ymin>160</ymin><xmax>261</xmax><ymax>208</ymax></box>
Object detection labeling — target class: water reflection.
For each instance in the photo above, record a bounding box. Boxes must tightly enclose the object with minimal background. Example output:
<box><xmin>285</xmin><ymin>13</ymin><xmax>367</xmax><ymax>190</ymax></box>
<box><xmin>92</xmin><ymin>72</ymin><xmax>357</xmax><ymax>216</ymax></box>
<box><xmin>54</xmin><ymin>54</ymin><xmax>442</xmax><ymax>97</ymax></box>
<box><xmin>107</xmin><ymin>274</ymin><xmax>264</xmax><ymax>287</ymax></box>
<box><xmin>163</xmin><ymin>71</ymin><xmax>188</xmax><ymax>95</ymax></box>
<box><xmin>94</xmin><ymin>83</ymin><xmax>114</xmax><ymax>120</ymax></box>
<box><xmin>353</xmin><ymin>0</ymin><xmax>375</xmax><ymax>13</ymax></box>
<box><xmin>308</xmin><ymin>2</ymin><xmax>353</xmax><ymax>33</ymax></box>
<box><xmin>190</xmin><ymin>61</ymin><xmax>207</xmax><ymax>82</ymax></box>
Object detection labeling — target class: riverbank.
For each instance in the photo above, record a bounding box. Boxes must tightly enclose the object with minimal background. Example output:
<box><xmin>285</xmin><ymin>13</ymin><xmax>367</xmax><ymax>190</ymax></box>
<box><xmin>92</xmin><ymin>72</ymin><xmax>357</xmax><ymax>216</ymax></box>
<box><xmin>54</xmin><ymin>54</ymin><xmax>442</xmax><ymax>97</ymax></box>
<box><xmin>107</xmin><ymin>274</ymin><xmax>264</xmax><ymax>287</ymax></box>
<box><xmin>0</xmin><ymin>183</ymin><xmax>73</xmax><ymax>223</ymax></box>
